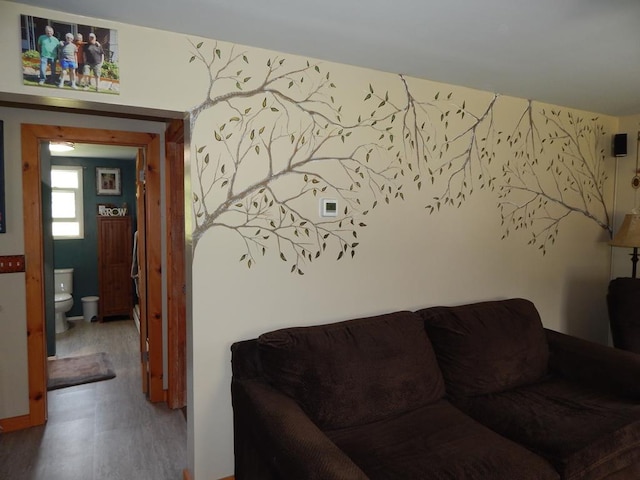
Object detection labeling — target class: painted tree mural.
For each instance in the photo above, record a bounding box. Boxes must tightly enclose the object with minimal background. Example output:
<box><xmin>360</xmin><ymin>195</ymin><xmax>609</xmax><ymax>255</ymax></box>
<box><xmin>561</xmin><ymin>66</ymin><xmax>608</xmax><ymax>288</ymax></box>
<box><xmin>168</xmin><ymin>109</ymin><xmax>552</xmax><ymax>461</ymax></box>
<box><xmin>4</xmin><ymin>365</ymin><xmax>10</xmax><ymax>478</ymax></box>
<box><xmin>364</xmin><ymin>81</ymin><xmax>611</xmax><ymax>252</ymax></box>
<box><xmin>188</xmin><ymin>41</ymin><xmax>403</xmax><ymax>273</ymax></box>
<box><xmin>189</xmin><ymin>40</ymin><xmax>612</xmax><ymax>268</ymax></box>
<box><xmin>498</xmin><ymin>102</ymin><xmax>611</xmax><ymax>254</ymax></box>
<box><xmin>363</xmin><ymin>76</ymin><xmax>501</xmax><ymax>213</ymax></box>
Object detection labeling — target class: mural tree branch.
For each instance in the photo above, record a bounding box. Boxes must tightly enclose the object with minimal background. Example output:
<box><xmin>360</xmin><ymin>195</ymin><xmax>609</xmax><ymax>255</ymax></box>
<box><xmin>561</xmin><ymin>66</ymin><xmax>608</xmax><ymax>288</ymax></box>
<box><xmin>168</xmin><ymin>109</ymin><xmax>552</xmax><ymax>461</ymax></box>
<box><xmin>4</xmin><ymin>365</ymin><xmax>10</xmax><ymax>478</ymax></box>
<box><xmin>368</xmin><ymin>78</ymin><xmax>610</xmax><ymax>254</ymax></box>
<box><xmin>362</xmin><ymin>75</ymin><xmax>501</xmax><ymax>213</ymax></box>
<box><xmin>188</xmin><ymin>41</ymin><xmax>403</xmax><ymax>272</ymax></box>
<box><xmin>498</xmin><ymin>101</ymin><xmax>611</xmax><ymax>254</ymax></box>
<box><xmin>188</xmin><ymin>40</ymin><xmax>612</xmax><ymax>265</ymax></box>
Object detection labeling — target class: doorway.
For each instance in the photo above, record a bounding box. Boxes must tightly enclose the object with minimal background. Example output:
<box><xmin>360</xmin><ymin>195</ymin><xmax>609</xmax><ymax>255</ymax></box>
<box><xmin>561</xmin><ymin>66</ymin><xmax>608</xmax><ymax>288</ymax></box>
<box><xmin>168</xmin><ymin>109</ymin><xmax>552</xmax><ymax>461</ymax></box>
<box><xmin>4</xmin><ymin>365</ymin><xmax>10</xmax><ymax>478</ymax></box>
<box><xmin>21</xmin><ymin>123</ymin><xmax>186</xmax><ymax>427</ymax></box>
<box><xmin>46</xmin><ymin>143</ymin><xmax>139</xmax><ymax>355</ymax></box>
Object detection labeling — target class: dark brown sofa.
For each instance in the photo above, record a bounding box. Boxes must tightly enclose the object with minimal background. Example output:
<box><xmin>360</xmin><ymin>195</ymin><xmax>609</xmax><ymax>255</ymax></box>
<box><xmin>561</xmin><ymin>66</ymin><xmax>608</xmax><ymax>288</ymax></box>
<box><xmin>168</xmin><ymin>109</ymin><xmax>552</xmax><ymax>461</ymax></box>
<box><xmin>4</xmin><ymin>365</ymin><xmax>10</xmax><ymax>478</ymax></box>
<box><xmin>231</xmin><ymin>298</ymin><xmax>640</xmax><ymax>479</ymax></box>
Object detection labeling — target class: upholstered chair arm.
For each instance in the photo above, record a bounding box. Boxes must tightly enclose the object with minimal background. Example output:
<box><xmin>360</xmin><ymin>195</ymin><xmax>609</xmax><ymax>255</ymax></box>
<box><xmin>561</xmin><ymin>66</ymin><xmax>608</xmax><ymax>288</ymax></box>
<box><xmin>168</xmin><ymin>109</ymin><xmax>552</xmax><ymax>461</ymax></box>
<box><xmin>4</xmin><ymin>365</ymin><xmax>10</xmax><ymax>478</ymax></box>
<box><xmin>232</xmin><ymin>378</ymin><xmax>369</xmax><ymax>480</ymax></box>
<box><xmin>545</xmin><ymin>328</ymin><xmax>640</xmax><ymax>398</ymax></box>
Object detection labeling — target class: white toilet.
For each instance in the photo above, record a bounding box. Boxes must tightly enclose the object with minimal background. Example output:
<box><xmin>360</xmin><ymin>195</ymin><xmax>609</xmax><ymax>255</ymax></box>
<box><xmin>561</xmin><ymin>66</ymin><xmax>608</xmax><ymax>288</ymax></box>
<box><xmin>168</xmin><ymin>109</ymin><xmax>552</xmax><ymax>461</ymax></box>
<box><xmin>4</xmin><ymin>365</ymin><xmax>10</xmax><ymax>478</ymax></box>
<box><xmin>54</xmin><ymin>268</ymin><xmax>74</xmax><ymax>333</ymax></box>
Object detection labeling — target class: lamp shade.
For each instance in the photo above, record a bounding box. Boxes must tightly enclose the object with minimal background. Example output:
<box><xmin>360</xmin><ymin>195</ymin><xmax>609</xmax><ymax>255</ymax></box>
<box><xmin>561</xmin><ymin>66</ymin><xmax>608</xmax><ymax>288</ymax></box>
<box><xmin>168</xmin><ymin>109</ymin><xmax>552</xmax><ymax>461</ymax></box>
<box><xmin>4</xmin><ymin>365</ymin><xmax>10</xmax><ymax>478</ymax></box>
<box><xmin>610</xmin><ymin>214</ymin><xmax>640</xmax><ymax>248</ymax></box>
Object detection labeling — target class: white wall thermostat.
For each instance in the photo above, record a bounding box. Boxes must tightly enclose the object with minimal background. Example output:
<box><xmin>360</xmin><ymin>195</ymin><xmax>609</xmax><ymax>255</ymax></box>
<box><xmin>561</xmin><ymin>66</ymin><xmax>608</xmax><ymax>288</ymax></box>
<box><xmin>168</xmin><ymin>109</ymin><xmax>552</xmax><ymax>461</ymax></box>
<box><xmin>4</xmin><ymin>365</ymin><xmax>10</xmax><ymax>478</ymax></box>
<box><xmin>320</xmin><ymin>198</ymin><xmax>338</xmax><ymax>217</ymax></box>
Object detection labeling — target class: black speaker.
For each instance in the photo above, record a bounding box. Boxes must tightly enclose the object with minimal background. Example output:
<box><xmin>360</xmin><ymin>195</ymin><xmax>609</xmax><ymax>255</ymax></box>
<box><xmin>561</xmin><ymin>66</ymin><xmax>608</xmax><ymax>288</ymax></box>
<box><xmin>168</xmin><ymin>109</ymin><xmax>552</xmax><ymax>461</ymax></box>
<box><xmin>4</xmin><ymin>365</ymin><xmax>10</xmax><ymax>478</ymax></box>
<box><xmin>614</xmin><ymin>133</ymin><xmax>628</xmax><ymax>157</ymax></box>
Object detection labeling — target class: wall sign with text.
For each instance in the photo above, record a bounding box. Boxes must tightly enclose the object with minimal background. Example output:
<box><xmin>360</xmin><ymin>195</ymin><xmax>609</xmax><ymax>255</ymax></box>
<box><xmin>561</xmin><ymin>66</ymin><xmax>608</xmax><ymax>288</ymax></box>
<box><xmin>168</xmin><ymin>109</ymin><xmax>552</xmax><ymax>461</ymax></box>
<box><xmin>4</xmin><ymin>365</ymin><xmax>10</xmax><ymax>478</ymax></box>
<box><xmin>98</xmin><ymin>204</ymin><xmax>128</xmax><ymax>216</ymax></box>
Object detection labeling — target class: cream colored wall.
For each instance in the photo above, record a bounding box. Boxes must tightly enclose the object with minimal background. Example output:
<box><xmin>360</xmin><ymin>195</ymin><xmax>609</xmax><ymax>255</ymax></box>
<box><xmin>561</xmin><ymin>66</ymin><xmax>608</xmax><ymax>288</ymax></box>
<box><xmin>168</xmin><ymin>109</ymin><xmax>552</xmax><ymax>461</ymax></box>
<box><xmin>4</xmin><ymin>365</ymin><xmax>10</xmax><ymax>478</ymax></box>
<box><xmin>611</xmin><ymin>116</ymin><xmax>640</xmax><ymax>279</ymax></box>
<box><xmin>0</xmin><ymin>105</ymin><xmax>28</xmax><ymax>416</ymax></box>
<box><xmin>0</xmin><ymin>2</ymin><xmax>624</xmax><ymax>479</ymax></box>
<box><xmin>189</xmin><ymin>42</ymin><xmax>618</xmax><ymax>479</ymax></box>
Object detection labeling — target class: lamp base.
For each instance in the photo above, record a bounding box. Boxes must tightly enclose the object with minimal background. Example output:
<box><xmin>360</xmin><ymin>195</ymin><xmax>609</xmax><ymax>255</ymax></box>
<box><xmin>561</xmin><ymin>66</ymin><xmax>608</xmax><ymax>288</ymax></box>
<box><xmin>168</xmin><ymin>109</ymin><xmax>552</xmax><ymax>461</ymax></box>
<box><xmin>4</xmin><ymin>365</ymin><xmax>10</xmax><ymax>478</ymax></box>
<box><xmin>607</xmin><ymin>277</ymin><xmax>640</xmax><ymax>353</ymax></box>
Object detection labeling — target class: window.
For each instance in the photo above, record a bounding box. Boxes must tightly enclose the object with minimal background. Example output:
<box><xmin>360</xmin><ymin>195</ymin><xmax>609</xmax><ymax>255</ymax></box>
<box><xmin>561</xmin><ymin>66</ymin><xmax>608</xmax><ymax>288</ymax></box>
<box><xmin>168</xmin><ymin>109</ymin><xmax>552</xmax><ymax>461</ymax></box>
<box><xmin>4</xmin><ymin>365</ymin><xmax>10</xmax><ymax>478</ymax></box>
<box><xmin>51</xmin><ymin>166</ymin><xmax>84</xmax><ymax>239</ymax></box>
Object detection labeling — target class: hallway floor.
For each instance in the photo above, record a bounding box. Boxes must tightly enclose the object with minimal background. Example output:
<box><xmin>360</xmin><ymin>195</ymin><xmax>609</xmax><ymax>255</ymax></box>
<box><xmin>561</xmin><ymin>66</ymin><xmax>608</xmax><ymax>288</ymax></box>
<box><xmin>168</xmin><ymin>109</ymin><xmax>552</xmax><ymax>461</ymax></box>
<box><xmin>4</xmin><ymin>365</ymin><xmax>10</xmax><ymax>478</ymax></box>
<box><xmin>0</xmin><ymin>318</ymin><xmax>187</xmax><ymax>480</ymax></box>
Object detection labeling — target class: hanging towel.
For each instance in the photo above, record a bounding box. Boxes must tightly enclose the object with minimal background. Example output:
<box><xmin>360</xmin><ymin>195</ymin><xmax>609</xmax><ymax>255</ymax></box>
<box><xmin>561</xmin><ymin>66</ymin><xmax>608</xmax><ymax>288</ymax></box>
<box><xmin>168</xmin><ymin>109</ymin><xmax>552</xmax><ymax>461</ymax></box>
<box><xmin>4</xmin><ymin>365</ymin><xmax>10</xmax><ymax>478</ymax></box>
<box><xmin>131</xmin><ymin>230</ymin><xmax>139</xmax><ymax>296</ymax></box>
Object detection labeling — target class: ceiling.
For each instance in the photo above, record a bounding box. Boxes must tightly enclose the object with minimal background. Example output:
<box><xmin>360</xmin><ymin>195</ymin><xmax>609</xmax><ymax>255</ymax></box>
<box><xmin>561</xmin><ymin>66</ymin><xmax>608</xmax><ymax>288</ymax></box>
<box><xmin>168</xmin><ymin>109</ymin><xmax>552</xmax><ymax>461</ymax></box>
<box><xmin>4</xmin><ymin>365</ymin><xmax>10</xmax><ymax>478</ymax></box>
<box><xmin>13</xmin><ymin>0</ymin><xmax>640</xmax><ymax>116</ymax></box>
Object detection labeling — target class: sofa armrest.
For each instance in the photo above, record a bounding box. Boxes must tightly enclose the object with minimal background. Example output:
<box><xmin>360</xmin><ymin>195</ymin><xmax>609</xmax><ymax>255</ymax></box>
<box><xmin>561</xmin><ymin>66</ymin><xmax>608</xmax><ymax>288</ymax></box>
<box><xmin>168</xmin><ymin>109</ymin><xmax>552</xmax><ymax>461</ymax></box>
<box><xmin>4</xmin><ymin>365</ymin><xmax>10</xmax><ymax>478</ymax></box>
<box><xmin>545</xmin><ymin>328</ymin><xmax>640</xmax><ymax>398</ymax></box>
<box><xmin>232</xmin><ymin>378</ymin><xmax>369</xmax><ymax>480</ymax></box>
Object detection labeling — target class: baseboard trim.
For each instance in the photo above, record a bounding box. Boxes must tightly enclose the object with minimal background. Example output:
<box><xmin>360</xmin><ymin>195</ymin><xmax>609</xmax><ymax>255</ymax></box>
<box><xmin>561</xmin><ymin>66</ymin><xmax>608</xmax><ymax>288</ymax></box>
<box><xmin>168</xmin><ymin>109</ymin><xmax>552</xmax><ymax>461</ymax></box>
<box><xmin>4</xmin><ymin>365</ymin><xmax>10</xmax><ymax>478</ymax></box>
<box><xmin>0</xmin><ymin>414</ymin><xmax>31</xmax><ymax>433</ymax></box>
<box><xmin>181</xmin><ymin>467</ymin><xmax>233</xmax><ymax>480</ymax></box>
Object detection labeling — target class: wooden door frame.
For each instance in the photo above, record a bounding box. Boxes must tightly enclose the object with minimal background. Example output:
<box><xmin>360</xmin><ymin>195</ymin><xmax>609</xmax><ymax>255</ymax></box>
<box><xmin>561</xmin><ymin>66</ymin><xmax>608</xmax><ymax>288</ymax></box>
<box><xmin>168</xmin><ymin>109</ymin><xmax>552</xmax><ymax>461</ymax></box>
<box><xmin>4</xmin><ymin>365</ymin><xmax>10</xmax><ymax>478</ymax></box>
<box><xmin>165</xmin><ymin>119</ymin><xmax>187</xmax><ymax>408</ymax></box>
<box><xmin>21</xmin><ymin>124</ymin><xmax>168</xmax><ymax>425</ymax></box>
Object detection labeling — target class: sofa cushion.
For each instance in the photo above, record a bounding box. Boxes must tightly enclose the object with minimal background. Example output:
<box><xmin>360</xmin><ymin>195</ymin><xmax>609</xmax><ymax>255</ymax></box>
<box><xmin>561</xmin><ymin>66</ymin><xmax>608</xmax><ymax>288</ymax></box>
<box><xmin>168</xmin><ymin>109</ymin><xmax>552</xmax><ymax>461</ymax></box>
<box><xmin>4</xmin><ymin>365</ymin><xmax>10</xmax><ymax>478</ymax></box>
<box><xmin>327</xmin><ymin>399</ymin><xmax>560</xmax><ymax>480</ymax></box>
<box><xmin>258</xmin><ymin>311</ymin><xmax>445</xmax><ymax>430</ymax></box>
<box><xmin>417</xmin><ymin>298</ymin><xmax>549</xmax><ymax>396</ymax></box>
<box><xmin>454</xmin><ymin>376</ymin><xmax>640</xmax><ymax>480</ymax></box>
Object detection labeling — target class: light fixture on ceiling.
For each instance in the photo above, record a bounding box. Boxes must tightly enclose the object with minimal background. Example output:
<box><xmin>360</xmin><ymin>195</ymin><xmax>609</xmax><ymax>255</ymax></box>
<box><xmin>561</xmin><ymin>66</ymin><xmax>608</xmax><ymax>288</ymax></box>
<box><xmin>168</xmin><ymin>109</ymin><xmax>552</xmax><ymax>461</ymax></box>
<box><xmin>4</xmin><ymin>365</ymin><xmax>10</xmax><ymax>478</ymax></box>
<box><xmin>49</xmin><ymin>141</ymin><xmax>75</xmax><ymax>153</ymax></box>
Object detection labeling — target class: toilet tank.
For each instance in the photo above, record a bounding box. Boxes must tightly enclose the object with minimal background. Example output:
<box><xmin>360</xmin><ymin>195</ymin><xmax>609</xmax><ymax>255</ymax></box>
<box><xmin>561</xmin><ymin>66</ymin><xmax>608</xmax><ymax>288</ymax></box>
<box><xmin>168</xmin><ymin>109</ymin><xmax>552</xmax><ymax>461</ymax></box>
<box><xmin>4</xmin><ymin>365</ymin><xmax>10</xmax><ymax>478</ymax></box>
<box><xmin>54</xmin><ymin>268</ymin><xmax>74</xmax><ymax>294</ymax></box>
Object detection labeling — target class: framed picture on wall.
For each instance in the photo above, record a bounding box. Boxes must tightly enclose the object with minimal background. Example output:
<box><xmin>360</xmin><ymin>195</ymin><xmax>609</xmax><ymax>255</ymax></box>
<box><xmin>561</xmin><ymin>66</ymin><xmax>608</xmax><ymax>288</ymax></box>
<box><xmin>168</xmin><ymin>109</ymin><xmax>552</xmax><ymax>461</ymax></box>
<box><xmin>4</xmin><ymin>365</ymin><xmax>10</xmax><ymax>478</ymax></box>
<box><xmin>20</xmin><ymin>15</ymin><xmax>120</xmax><ymax>95</ymax></box>
<box><xmin>96</xmin><ymin>167</ymin><xmax>121</xmax><ymax>195</ymax></box>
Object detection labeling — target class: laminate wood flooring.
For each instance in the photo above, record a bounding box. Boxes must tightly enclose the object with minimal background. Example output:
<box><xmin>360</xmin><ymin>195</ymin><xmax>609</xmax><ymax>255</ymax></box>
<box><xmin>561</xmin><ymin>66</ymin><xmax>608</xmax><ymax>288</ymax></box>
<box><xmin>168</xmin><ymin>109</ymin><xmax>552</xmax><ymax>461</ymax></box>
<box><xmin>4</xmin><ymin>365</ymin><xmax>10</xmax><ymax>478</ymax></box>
<box><xmin>0</xmin><ymin>318</ymin><xmax>187</xmax><ymax>480</ymax></box>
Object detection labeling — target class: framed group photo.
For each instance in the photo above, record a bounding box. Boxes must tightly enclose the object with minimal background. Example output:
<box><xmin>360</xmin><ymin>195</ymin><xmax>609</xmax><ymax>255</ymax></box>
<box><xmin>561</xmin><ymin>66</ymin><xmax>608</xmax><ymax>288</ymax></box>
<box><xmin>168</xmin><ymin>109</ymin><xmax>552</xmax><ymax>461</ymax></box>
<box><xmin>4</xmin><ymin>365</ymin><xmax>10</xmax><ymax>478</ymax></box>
<box><xmin>20</xmin><ymin>14</ymin><xmax>120</xmax><ymax>94</ymax></box>
<box><xmin>96</xmin><ymin>167</ymin><xmax>121</xmax><ymax>195</ymax></box>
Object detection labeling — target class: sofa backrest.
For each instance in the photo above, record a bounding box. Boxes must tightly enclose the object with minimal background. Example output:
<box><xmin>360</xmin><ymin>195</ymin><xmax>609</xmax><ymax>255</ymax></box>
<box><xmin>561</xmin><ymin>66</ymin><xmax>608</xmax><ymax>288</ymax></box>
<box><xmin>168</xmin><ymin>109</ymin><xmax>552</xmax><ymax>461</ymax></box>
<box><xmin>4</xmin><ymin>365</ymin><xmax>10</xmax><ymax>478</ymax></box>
<box><xmin>417</xmin><ymin>298</ymin><xmax>549</xmax><ymax>397</ymax></box>
<box><xmin>258</xmin><ymin>311</ymin><xmax>445</xmax><ymax>430</ymax></box>
<box><xmin>231</xmin><ymin>339</ymin><xmax>262</xmax><ymax>380</ymax></box>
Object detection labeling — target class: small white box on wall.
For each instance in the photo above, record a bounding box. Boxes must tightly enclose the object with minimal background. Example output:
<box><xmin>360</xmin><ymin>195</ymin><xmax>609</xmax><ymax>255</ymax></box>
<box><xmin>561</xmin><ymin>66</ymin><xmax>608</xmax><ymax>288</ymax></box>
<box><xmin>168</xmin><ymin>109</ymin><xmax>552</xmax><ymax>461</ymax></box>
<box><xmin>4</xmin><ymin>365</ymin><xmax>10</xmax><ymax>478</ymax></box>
<box><xmin>320</xmin><ymin>198</ymin><xmax>338</xmax><ymax>217</ymax></box>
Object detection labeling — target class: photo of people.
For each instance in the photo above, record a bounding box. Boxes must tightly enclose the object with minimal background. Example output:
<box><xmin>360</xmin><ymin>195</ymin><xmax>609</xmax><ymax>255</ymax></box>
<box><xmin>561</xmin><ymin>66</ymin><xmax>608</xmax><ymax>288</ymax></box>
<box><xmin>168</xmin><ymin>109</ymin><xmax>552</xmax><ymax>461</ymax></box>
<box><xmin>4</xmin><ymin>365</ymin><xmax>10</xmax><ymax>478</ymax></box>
<box><xmin>21</xmin><ymin>15</ymin><xmax>119</xmax><ymax>94</ymax></box>
<box><xmin>96</xmin><ymin>167</ymin><xmax>122</xmax><ymax>195</ymax></box>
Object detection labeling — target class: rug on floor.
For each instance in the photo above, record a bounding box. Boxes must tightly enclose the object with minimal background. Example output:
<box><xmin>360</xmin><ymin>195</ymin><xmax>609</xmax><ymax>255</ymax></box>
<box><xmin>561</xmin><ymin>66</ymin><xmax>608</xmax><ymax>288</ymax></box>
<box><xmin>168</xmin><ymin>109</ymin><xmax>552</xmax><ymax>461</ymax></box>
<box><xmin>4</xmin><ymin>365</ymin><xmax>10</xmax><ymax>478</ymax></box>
<box><xmin>47</xmin><ymin>352</ymin><xmax>116</xmax><ymax>390</ymax></box>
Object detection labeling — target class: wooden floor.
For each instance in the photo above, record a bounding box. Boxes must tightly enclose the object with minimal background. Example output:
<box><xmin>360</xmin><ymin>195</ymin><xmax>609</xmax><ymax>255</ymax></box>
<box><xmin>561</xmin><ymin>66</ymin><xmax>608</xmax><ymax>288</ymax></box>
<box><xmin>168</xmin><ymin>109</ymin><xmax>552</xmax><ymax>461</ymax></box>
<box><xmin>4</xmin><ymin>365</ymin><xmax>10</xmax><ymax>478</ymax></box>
<box><xmin>0</xmin><ymin>318</ymin><xmax>187</xmax><ymax>480</ymax></box>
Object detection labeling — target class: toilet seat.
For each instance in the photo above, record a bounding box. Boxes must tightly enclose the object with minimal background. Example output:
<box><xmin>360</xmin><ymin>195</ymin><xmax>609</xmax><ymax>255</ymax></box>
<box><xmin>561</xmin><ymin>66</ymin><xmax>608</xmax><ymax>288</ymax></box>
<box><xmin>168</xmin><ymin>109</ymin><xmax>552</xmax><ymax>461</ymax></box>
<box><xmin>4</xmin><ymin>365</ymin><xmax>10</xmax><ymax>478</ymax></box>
<box><xmin>55</xmin><ymin>293</ymin><xmax>72</xmax><ymax>303</ymax></box>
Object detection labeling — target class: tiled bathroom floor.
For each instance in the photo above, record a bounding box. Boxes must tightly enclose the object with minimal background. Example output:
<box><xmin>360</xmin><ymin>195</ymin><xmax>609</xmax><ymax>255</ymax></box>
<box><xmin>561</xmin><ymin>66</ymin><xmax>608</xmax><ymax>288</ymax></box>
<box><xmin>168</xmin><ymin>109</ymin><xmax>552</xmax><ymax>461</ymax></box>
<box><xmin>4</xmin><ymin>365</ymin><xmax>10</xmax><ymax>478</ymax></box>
<box><xmin>0</xmin><ymin>318</ymin><xmax>187</xmax><ymax>480</ymax></box>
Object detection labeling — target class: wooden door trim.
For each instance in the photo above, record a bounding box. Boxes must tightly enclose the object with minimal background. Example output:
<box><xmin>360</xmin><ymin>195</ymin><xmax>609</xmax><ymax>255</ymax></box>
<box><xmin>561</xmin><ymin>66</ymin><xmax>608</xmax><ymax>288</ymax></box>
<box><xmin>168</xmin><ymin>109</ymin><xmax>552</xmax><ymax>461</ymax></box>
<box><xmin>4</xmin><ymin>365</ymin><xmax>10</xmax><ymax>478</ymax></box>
<box><xmin>166</xmin><ymin>119</ymin><xmax>186</xmax><ymax>408</ymax></box>
<box><xmin>21</xmin><ymin>124</ymin><xmax>165</xmax><ymax>427</ymax></box>
<box><xmin>145</xmin><ymin>132</ymin><xmax>165</xmax><ymax>402</ymax></box>
<box><xmin>0</xmin><ymin>414</ymin><xmax>31</xmax><ymax>433</ymax></box>
<box><xmin>21</xmin><ymin>125</ymin><xmax>47</xmax><ymax>425</ymax></box>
